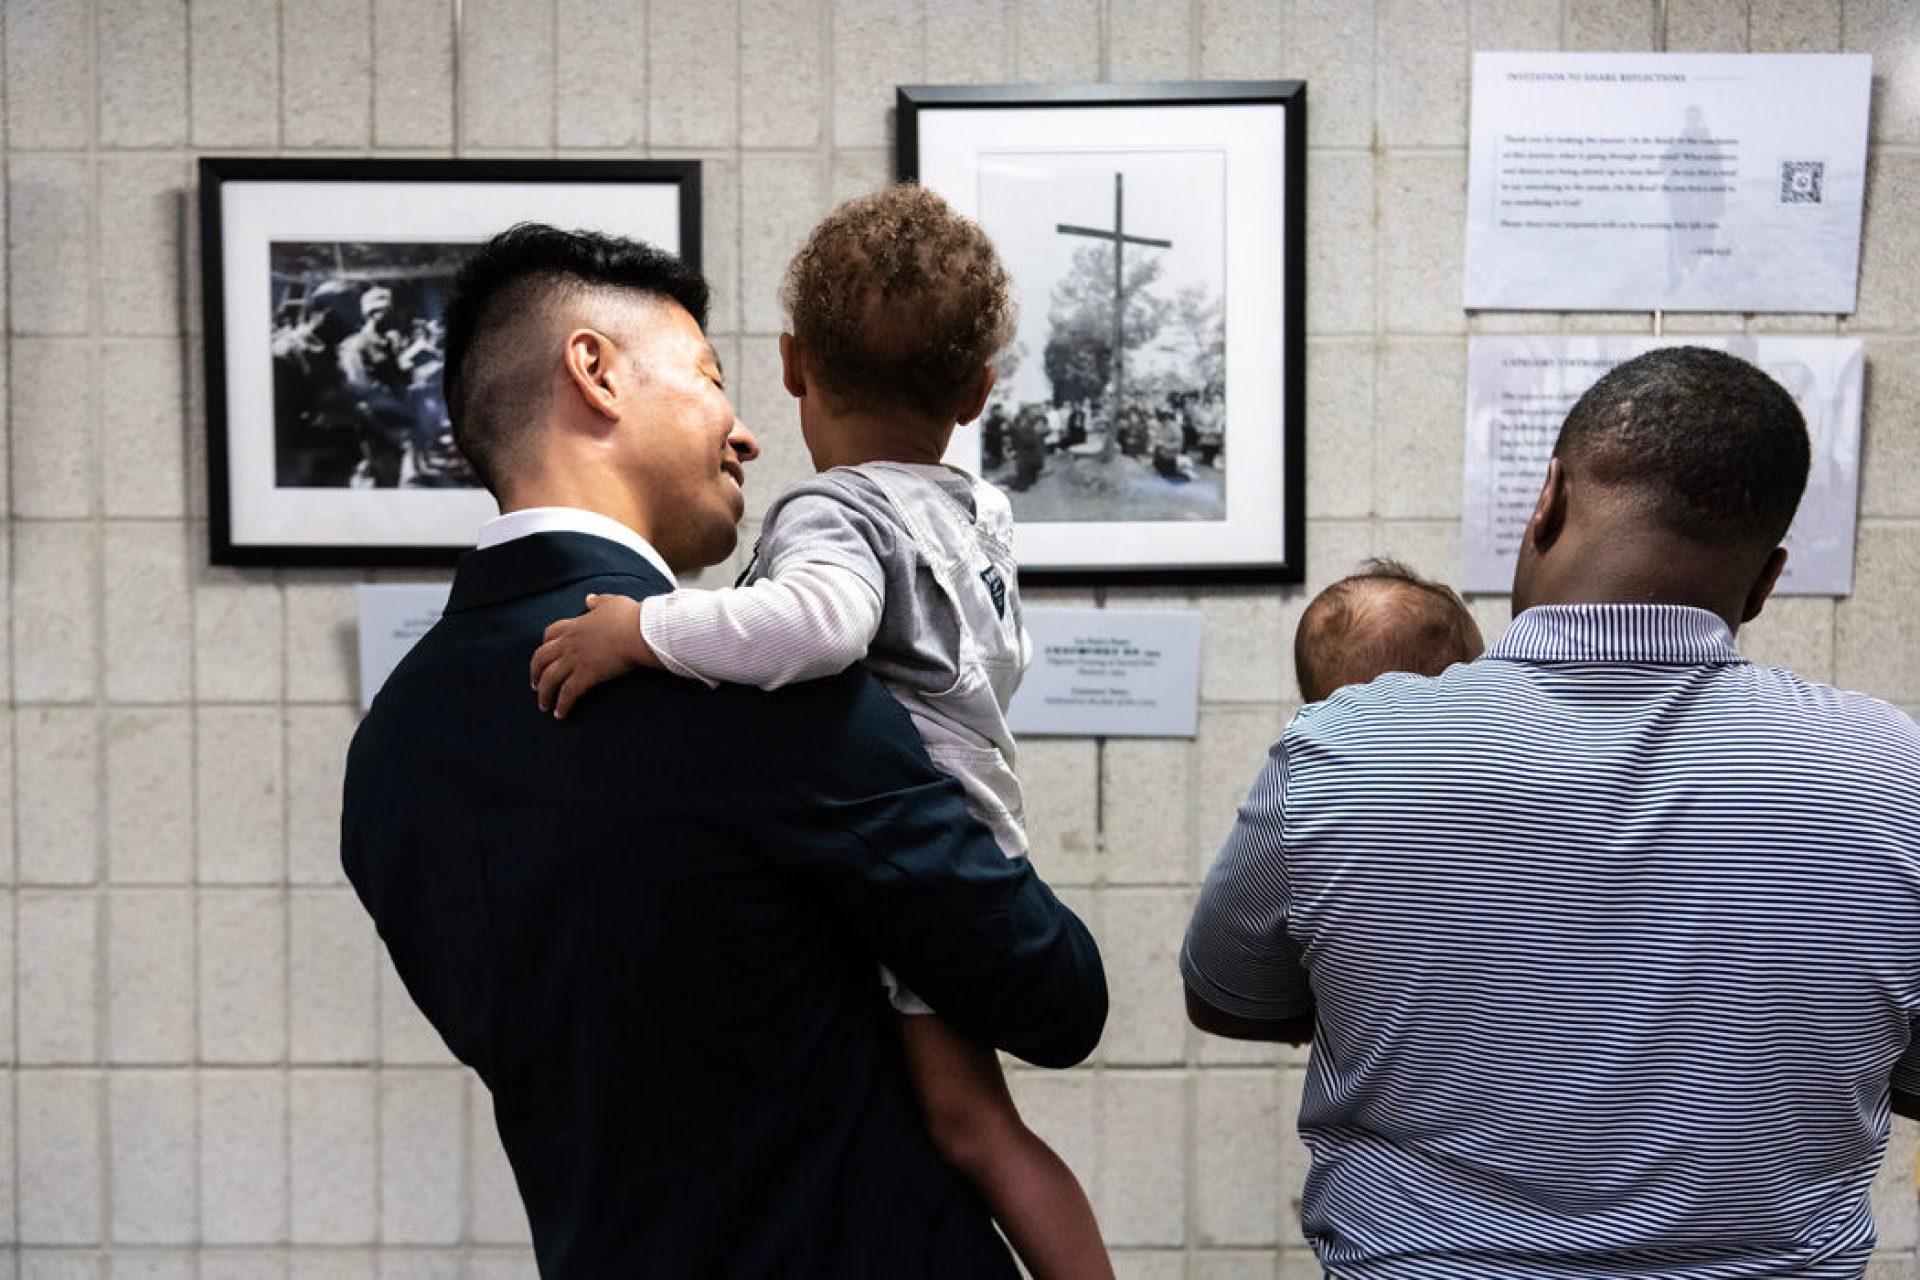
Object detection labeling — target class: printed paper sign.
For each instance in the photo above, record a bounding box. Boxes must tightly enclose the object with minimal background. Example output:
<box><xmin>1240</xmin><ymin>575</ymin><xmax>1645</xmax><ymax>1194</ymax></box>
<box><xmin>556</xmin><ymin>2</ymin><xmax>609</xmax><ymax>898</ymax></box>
<box><xmin>1008</xmin><ymin>608</ymin><xmax>1202</xmax><ymax>738</ymax></box>
<box><xmin>1465</xmin><ymin>52</ymin><xmax>1871</xmax><ymax>312</ymax></box>
<box><xmin>1461</xmin><ymin>336</ymin><xmax>1863</xmax><ymax>596</ymax></box>
<box><xmin>357</xmin><ymin>583</ymin><xmax>451</xmax><ymax>710</ymax></box>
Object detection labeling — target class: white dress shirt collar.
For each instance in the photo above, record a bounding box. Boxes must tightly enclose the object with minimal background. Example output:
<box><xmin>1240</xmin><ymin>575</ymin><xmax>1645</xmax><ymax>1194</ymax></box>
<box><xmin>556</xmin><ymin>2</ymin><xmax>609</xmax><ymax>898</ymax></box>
<box><xmin>474</xmin><ymin>507</ymin><xmax>678</xmax><ymax>588</ymax></box>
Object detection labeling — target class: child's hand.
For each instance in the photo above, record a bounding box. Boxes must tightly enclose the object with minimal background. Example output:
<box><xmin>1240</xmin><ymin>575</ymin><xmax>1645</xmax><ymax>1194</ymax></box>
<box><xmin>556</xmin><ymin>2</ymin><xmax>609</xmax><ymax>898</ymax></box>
<box><xmin>530</xmin><ymin>593</ymin><xmax>656</xmax><ymax>719</ymax></box>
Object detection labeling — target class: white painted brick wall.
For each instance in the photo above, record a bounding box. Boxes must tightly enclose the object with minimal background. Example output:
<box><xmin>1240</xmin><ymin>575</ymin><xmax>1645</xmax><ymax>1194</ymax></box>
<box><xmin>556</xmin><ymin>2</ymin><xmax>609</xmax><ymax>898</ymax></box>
<box><xmin>189</xmin><ymin>576</ymin><xmax>284</xmax><ymax>703</ymax></box>
<box><xmin>380</xmin><ymin>1070</ymin><xmax>466</xmax><ymax>1244</ymax></box>
<box><xmin>374</xmin><ymin>0</ymin><xmax>457</xmax><ymax>149</ymax></box>
<box><xmin>197</xmin><ymin>888</ymin><xmax>287</xmax><ymax>1064</ymax></box>
<box><xmin>197</xmin><ymin>1070</ymin><xmax>287</xmax><ymax>1245</ymax></box>
<box><xmin>2</xmin><ymin>1</ymin><xmax>1917</xmax><ymax>1273</ymax></box>
<box><xmin>288</xmin><ymin>888</ymin><xmax>378</xmax><ymax>1064</ymax></box>
<box><xmin>557</xmin><ymin>0</ymin><xmax>649</xmax><ymax>147</ymax></box>
<box><xmin>15</xmin><ymin>711</ymin><xmax>101</xmax><ymax>885</ymax></box>
<box><xmin>103</xmin><ymin>710</ymin><xmax>193</xmax><ymax>885</ymax></box>
<box><xmin>190</xmin><ymin>0</ymin><xmax>283</xmax><ymax>148</ymax></box>
<box><xmin>102</xmin><ymin>527</ymin><xmax>191</xmax><ymax>704</ymax></box>
<box><xmin>108</xmin><ymin>1070</ymin><xmax>197</xmax><ymax>1245</ymax></box>
<box><xmin>18</xmin><ymin>1071</ymin><xmax>103</xmax><ymax>1245</ymax></box>
<box><xmin>193</xmin><ymin>710</ymin><xmax>285</xmax><ymax>884</ymax></box>
<box><xmin>282</xmin><ymin>0</ymin><xmax>376</xmax><ymax>149</ymax></box>
<box><xmin>17</xmin><ymin>893</ymin><xmax>99</xmax><ymax>1065</ymax></box>
<box><xmin>98</xmin><ymin>341</ymin><xmax>187</xmax><ymax>521</ymax></box>
<box><xmin>11</xmin><ymin>527</ymin><xmax>99</xmax><ymax>704</ymax></box>
<box><xmin>1193</xmin><ymin>1070</ymin><xmax>1281</xmax><ymax>1246</ymax></box>
<box><xmin>282</xmin><ymin>583</ymin><xmax>358</xmax><ymax>705</ymax></box>
<box><xmin>106</xmin><ymin>888</ymin><xmax>195</xmax><ymax>1065</ymax></box>
<box><xmin>10</xmin><ymin>339</ymin><xmax>96</xmax><ymax>521</ymax></box>
<box><xmin>649</xmin><ymin>0</ymin><xmax>742</xmax><ymax>147</ymax></box>
<box><xmin>98</xmin><ymin>158</ymin><xmax>188</xmax><ymax>339</ymax></box>
<box><xmin>289</xmin><ymin>1069</ymin><xmax>378</xmax><ymax>1244</ymax></box>
<box><xmin>3</xmin><ymin>5</ymin><xmax>94</xmax><ymax>151</ymax></box>
<box><xmin>6</xmin><ymin>162</ymin><xmax>94</xmax><ymax>340</ymax></box>
<box><xmin>462</xmin><ymin>0</ymin><xmax>558</xmax><ymax>151</ymax></box>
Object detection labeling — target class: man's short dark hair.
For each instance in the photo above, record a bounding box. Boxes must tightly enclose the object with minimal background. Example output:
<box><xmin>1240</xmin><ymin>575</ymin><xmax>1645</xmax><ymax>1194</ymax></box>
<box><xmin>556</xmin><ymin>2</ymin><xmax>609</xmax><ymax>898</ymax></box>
<box><xmin>441</xmin><ymin>223</ymin><xmax>709</xmax><ymax>494</ymax></box>
<box><xmin>1553</xmin><ymin>346</ymin><xmax>1809</xmax><ymax>552</ymax></box>
<box><xmin>1295</xmin><ymin>559</ymin><xmax>1484</xmax><ymax>703</ymax></box>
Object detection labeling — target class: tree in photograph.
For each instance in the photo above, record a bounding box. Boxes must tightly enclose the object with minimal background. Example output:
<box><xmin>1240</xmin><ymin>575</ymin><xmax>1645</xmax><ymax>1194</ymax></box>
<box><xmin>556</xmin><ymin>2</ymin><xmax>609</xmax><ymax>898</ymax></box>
<box><xmin>1045</xmin><ymin>245</ymin><xmax>1174</xmax><ymax>452</ymax></box>
<box><xmin>1173</xmin><ymin>281</ymin><xmax>1226</xmax><ymax>397</ymax></box>
<box><xmin>993</xmin><ymin>337</ymin><xmax>1028</xmax><ymax>391</ymax></box>
<box><xmin>1049</xmin><ymin>244</ymin><xmax>1174</xmax><ymax>359</ymax></box>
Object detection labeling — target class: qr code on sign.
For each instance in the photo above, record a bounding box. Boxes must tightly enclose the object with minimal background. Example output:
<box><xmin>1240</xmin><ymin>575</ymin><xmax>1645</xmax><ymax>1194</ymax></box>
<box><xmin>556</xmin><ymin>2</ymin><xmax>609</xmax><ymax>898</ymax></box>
<box><xmin>1780</xmin><ymin>160</ymin><xmax>1824</xmax><ymax>204</ymax></box>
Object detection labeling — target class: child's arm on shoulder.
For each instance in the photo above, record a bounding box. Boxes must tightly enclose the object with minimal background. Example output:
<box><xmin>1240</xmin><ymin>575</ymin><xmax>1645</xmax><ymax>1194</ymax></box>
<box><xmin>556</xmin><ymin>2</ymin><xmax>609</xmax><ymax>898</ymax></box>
<box><xmin>529</xmin><ymin>593</ymin><xmax>655</xmax><ymax>719</ymax></box>
<box><xmin>529</xmin><ymin>562</ymin><xmax>883</xmax><ymax>718</ymax></box>
<box><xmin>643</xmin><ymin>561</ymin><xmax>882</xmax><ymax>690</ymax></box>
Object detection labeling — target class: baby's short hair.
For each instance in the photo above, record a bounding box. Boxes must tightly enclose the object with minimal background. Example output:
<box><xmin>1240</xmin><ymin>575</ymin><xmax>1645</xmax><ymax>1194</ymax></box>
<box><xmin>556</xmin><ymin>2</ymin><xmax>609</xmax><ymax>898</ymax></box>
<box><xmin>1294</xmin><ymin>559</ymin><xmax>1484</xmax><ymax>703</ymax></box>
<box><xmin>781</xmin><ymin>183</ymin><xmax>1015</xmax><ymax>425</ymax></box>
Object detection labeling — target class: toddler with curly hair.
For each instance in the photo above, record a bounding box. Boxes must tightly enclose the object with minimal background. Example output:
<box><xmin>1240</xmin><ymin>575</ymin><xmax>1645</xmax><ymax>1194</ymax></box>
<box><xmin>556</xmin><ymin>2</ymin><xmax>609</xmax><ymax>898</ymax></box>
<box><xmin>530</xmin><ymin>184</ymin><xmax>1112</xmax><ymax>1279</ymax></box>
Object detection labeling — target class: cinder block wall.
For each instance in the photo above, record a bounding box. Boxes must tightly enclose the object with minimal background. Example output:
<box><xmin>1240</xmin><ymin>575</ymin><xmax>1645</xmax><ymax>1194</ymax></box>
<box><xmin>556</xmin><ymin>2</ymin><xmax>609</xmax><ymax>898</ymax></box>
<box><xmin>1</xmin><ymin>1</ymin><xmax>1917</xmax><ymax>1276</ymax></box>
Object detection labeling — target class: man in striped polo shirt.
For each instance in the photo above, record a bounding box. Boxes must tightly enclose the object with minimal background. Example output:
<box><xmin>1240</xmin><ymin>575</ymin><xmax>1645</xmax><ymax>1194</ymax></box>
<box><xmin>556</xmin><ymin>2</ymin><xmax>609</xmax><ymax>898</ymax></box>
<box><xmin>1182</xmin><ymin>346</ymin><xmax>1920</xmax><ymax>1280</ymax></box>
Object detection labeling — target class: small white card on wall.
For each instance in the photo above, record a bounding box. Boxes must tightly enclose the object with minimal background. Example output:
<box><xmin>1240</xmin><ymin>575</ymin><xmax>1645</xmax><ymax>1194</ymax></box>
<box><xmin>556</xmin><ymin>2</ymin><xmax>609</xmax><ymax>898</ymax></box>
<box><xmin>1008</xmin><ymin>608</ymin><xmax>1201</xmax><ymax>738</ymax></box>
<box><xmin>357</xmin><ymin>583</ymin><xmax>451</xmax><ymax>710</ymax></box>
<box><xmin>1461</xmin><ymin>336</ymin><xmax>1864</xmax><ymax>597</ymax></box>
<box><xmin>1464</xmin><ymin>52</ymin><xmax>1871</xmax><ymax>312</ymax></box>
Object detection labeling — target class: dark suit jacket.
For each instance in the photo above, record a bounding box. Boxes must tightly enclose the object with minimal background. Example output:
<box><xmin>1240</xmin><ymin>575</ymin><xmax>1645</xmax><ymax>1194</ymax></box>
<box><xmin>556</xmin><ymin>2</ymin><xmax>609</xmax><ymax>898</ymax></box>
<box><xmin>342</xmin><ymin>532</ymin><xmax>1107</xmax><ymax>1278</ymax></box>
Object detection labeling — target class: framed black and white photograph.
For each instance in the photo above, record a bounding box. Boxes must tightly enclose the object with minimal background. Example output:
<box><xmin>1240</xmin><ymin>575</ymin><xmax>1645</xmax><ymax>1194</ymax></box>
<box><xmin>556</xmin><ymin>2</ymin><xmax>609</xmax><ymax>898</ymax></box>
<box><xmin>899</xmin><ymin>82</ymin><xmax>1305</xmax><ymax>584</ymax></box>
<box><xmin>200</xmin><ymin>158</ymin><xmax>699</xmax><ymax>566</ymax></box>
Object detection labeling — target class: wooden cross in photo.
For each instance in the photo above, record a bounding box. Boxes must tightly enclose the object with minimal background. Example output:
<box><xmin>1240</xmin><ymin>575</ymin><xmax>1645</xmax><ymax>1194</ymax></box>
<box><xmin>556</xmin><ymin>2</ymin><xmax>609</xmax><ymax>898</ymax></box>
<box><xmin>1056</xmin><ymin>171</ymin><xmax>1173</xmax><ymax>459</ymax></box>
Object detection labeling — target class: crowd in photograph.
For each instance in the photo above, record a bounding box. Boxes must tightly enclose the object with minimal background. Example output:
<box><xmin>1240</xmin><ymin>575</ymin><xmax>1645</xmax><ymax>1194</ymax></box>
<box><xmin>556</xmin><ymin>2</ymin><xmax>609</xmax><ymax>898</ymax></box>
<box><xmin>981</xmin><ymin>387</ymin><xmax>1225</xmax><ymax>493</ymax></box>
<box><xmin>269</xmin><ymin>268</ymin><xmax>477</xmax><ymax>490</ymax></box>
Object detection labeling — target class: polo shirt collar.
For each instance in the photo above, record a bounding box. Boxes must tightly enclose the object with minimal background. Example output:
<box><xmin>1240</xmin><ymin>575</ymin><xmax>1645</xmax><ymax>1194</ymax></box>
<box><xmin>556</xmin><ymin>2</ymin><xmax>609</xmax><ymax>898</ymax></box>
<box><xmin>1488</xmin><ymin>604</ymin><xmax>1748</xmax><ymax>666</ymax></box>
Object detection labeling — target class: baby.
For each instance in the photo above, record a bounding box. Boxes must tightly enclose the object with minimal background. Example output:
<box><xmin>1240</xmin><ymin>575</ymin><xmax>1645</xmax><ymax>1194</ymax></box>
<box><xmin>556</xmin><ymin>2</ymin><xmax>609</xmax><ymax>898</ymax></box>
<box><xmin>1294</xmin><ymin>559</ymin><xmax>1485</xmax><ymax>701</ymax></box>
<box><xmin>529</xmin><ymin>185</ymin><xmax>1111</xmax><ymax>1280</ymax></box>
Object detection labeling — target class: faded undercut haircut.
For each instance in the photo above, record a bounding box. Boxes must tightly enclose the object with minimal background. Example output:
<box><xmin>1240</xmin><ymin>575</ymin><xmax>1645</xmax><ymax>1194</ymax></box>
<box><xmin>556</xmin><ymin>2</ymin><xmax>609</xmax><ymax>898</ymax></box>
<box><xmin>1553</xmin><ymin>345</ymin><xmax>1810</xmax><ymax>553</ymax></box>
<box><xmin>441</xmin><ymin>223</ymin><xmax>709</xmax><ymax>495</ymax></box>
<box><xmin>781</xmin><ymin>184</ymin><xmax>1015</xmax><ymax>425</ymax></box>
<box><xmin>1295</xmin><ymin>559</ymin><xmax>1484</xmax><ymax>703</ymax></box>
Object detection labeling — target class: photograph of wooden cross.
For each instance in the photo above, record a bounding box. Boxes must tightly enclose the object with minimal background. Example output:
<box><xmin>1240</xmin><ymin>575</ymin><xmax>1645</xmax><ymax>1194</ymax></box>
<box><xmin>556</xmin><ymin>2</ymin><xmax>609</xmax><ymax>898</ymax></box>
<box><xmin>1056</xmin><ymin>172</ymin><xmax>1173</xmax><ymax>462</ymax></box>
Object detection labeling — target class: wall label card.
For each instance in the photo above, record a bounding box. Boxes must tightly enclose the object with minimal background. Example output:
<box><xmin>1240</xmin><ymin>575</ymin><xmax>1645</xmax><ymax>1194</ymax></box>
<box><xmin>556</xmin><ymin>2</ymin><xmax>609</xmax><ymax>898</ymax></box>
<box><xmin>1465</xmin><ymin>52</ymin><xmax>1871</xmax><ymax>312</ymax></box>
<box><xmin>1008</xmin><ymin>608</ymin><xmax>1201</xmax><ymax>738</ymax></box>
<box><xmin>357</xmin><ymin>583</ymin><xmax>451</xmax><ymax>710</ymax></box>
<box><xmin>1461</xmin><ymin>336</ymin><xmax>1863</xmax><ymax>597</ymax></box>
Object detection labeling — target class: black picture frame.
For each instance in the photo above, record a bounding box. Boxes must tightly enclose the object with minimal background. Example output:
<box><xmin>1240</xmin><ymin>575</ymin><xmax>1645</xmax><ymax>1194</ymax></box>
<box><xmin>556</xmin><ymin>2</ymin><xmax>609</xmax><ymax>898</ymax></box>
<box><xmin>898</xmin><ymin>81</ymin><xmax>1306</xmax><ymax>587</ymax></box>
<box><xmin>199</xmin><ymin>157</ymin><xmax>700</xmax><ymax>568</ymax></box>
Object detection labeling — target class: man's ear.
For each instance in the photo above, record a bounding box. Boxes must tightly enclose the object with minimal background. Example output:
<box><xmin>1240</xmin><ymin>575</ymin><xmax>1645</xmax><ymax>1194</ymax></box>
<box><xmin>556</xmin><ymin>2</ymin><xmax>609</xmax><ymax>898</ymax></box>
<box><xmin>562</xmin><ymin>328</ymin><xmax>621</xmax><ymax>422</ymax></box>
<box><xmin>779</xmin><ymin>333</ymin><xmax>806</xmax><ymax>400</ymax></box>
<box><xmin>953</xmin><ymin>366</ymin><xmax>998</xmax><ymax>426</ymax></box>
<box><xmin>1526</xmin><ymin>457</ymin><xmax>1568</xmax><ymax>554</ymax></box>
<box><xmin>1740</xmin><ymin>546</ymin><xmax>1789</xmax><ymax>623</ymax></box>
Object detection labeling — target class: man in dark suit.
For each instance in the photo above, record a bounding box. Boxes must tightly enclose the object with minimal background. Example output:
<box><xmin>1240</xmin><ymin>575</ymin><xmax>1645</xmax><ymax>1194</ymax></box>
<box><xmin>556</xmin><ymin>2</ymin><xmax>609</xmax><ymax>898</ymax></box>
<box><xmin>343</xmin><ymin>225</ymin><xmax>1107</xmax><ymax>1277</ymax></box>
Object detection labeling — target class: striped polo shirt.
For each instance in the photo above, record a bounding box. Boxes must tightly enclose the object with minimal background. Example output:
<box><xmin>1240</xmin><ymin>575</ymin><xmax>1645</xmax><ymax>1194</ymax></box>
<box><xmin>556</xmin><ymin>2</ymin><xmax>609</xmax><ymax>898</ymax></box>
<box><xmin>1182</xmin><ymin>604</ymin><xmax>1920</xmax><ymax>1280</ymax></box>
